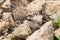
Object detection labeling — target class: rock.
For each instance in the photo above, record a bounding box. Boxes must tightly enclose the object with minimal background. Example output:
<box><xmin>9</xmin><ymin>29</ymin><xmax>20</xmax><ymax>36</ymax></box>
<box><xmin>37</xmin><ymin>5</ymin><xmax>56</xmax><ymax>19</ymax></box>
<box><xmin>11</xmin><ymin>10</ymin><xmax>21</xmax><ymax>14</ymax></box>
<box><xmin>2</xmin><ymin>12</ymin><xmax>14</xmax><ymax>26</ymax></box>
<box><xmin>11</xmin><ymin>24</ymin><xmax>32</xmax><ymax>39</ymax></box>
<box><xmin>45</xmin><ymin>1</ymin><xmax>60</xmax><ymax>23</ymax></box>
<box><xmin>54</xmin><ymin>28</ymin><xmax>60</xmax><ymax>36</ymax></box>
<box><xmin>54</xmin><ymin>28</ymin><xmax>60</xmax><ymax>40</ymax></box>
<box><xmin>50</xmin><ymin>13</ymin><xmax>60</xmax><ymax>23</ymax></box>
<box><xmin>18</xmin><ymin>0</ymin><xmax>29</xmax><ymax>6</ymax></box>
<box><xmin>0</xmin><ymin>0</ymin><xmax>5</xmax><ymax>4</ymax></box>
<box><xmin>2</xmin><ymin>12</ymin><xmax>11</xmax><ymax>21</ymax></box>
<box><xmin>24</xmin><ymin>20</ymin><xmax>41</xmax><ymax>32</ymax></box>
<box><xmin>26</xmin><ymin>21</ymin><xmax>54</xmax><ymax>40</ymax></box>
<box><xmin>26</xmin><ymin>0</ymin><xmax>43</xmax><ymax>12</ymax></box>
<box><xmin>0</xmin><ymin>36</ymin><xmax>4</xmax><ymax>40</ymax></box>
<box><xmin>1</xmin><ymin>0</ymin><xmax>11</xmax><ymax>8</ymax></box>
<box><xmin>0</xmin><ymin>21</ymin><xmax>10</xmax><ymax>31</ymax></box>
<box><xmin>12</xmin><ymin>0</ymin><xmax>27</xmax><ymax>24</ymax></box>
<box><xmin>0</xmin><ymin>34</ymin><xmax>12</xmax><ymax>40</ymax></box>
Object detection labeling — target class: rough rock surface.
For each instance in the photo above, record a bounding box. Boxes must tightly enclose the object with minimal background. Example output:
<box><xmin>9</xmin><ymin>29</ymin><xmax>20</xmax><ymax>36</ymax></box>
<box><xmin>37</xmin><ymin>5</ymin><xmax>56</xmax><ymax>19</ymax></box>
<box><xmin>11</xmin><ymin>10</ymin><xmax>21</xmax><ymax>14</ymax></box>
<box><xmin>2</xmin><ymin>12</ymin><xmax>14</xmax><ymax>26</ymax></box>
<box><xmin>0</xmin><ymin>21</ymin><xmax>10</xmax><ymax>31</ymax></box>
<box><xmin>1</xmin><ymin>0</ymin><xmax>11</xmax><ymax>8</ymax></box>
<box><xmin>0</xmin><ymin>0</ymin><xmax>5</xmax><ymax>5</ymax></box>
<box><xmin>45</xmin><ymin>1</ymin><xmax>60</xmax><ymax>23</ymax></box>
<box><xmin>0</xmin><ymin>0</ymin><xmax>59</xmax><ymax>40</ymax></box>
<box><xmin>11</xmin><ymin>24</ymin><xmax>32</xmax><ymax>39</ymax></box>
<box><xmin>26</xmin><ymin>21</ymin><xmax>54</xmax><ymax>40</ymax></box>
<box><xmin>54</xmin><ymin>28</ymin><xmax>60</xmax><ymax>36</ymax></box>
<box><xmin>26</xmin><ymin>0</ymin><xmax>43</xmax><ymax>12</ymax></box>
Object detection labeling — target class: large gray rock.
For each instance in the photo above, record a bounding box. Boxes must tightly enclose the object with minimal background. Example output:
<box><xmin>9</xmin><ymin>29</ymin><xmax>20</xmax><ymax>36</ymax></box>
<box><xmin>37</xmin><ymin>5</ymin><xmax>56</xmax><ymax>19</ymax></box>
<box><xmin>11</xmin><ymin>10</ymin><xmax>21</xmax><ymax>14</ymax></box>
<box><xmin>26</xmin><ymin>21</ymin><xmax>54</xmax><ymax>40</ymax></box>
<box><xmin>2</xmin><ymin>12</ymin><xmax>14</xmax><ymax>26</ymax></box>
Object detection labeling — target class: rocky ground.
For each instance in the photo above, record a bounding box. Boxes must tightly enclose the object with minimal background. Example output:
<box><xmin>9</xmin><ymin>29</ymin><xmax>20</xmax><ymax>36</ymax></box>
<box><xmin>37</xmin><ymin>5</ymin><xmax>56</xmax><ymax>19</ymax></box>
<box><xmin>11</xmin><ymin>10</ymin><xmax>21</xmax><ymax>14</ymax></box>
<box><xmin>0</xmin><ymin>0</ymin><xmax>60</xmax><ymax>40</ymax></box>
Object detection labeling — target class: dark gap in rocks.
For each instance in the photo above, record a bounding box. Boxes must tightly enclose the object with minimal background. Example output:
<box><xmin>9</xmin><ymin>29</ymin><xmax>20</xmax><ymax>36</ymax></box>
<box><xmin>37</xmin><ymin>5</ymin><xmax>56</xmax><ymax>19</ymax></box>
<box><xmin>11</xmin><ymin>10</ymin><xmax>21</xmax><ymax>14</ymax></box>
<box><xmin>7</xmin><ymin>26</ymin><xmax>15</xmax><ymax>34</ymax></box>
<box><xmin>41</xmin><ymin>4</ymin><xmax>50</xmax><ymax>24</ymax></box>
<box><xmin>0</xmin><ymin>30</ymin><xmax>5</xmax><ymax>36</ymax></box>
<box><xmin>12</xmin><ymin>36</ymin><xmax>25</xmax><ymax>40</ymax></box>
<box><xmin>27</xmin><ymin>0</ymin><xmax>32</xmax><ymax>2</ymax></box>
